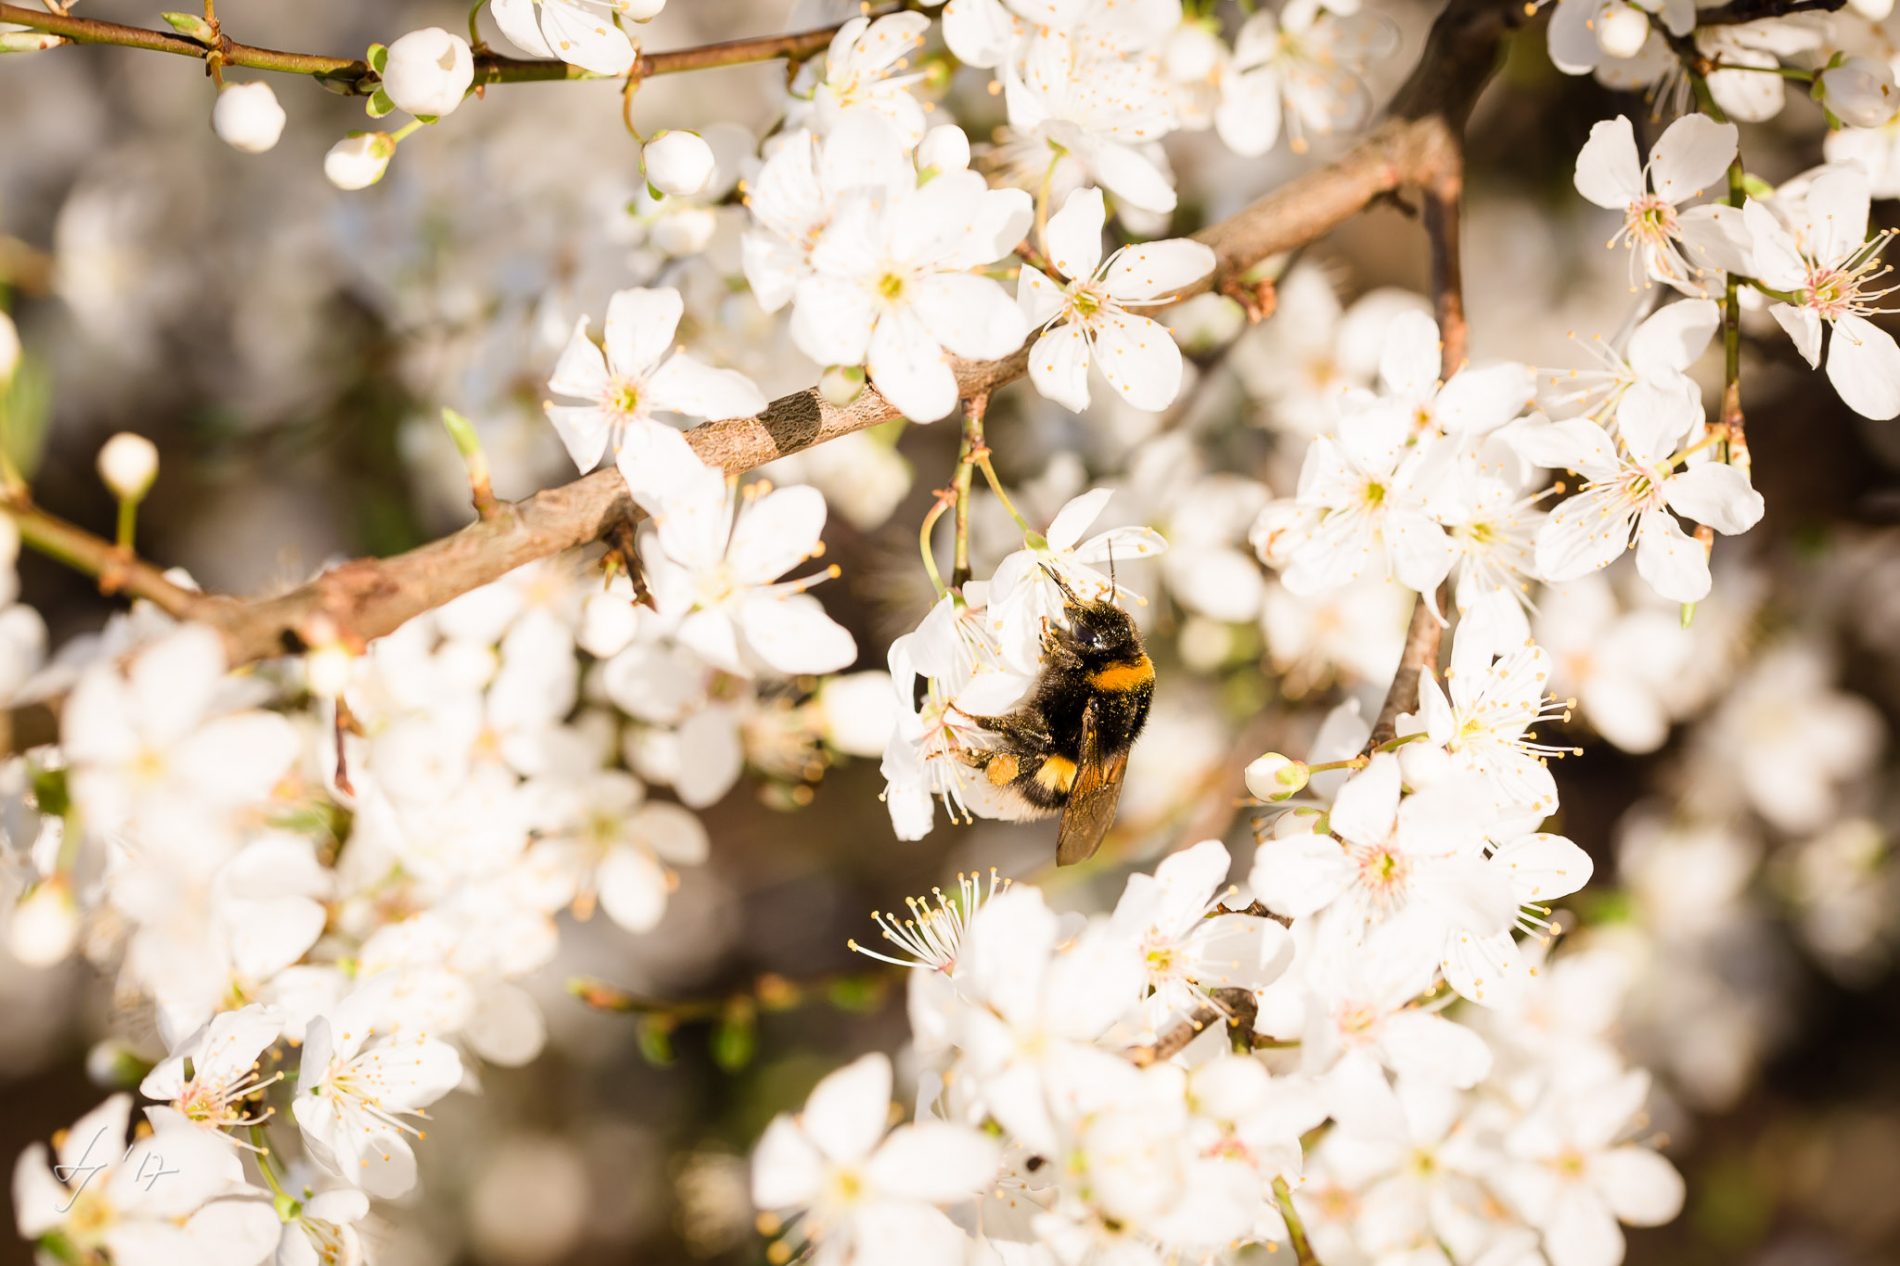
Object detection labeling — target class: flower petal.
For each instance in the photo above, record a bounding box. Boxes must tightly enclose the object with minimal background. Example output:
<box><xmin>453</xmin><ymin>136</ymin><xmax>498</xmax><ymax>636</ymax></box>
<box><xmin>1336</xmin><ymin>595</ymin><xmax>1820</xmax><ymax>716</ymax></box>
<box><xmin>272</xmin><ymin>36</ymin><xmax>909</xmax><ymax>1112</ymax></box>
<box><xmin>867</xmin><ymin>307</ymin><xmax>957</xmax><ymax>422</ymax></box>
<box><xmin>1629</xmin><ymin>299</ymin><xmax>1719</xmax><ymax>378</ymax></box>
<box><xmin>729</xmin><ymin>485</ymin><xmax>827</xmax><ymax>585</ymax></box>
<box><xmin>1028</xmin><ymin>321</ymin><xmax>1093</xmax><ymax>412</ymax></box>
<box><xmin>1826</xmin><ymin>311</ymin><xmax>1900</xmax><ymax>420</ymax></box>
<box><xmin>1662</xmin><ymin>462</ymin><xmax>1764</xmax><ymax>535</ymax></box>
<box><xmin>1092</xmin><ymin>310</ymin><xmax>1184</xmax><ymax>411</ymax></box>
<box><xmin>647</xmin><ymin>353</ymin><xmax>768</xmax><ymax>423</ymax></box>
<box><xmin>802</xmin><ymin>1052</ymin><xmax>892</xmax><ymax>1164</ymax></box>
<box><xmin>740</xmin><ymin>593</ymin><xmax>858</xmax><ymax>675</ymax></box>
<box><xmin>1104</xmin><ymin>238</ymin><xmax>1217</xmax><ymax>302</ymax></box>
<box><xmin>1574</xmin><ymin>116</ymin><xmax>1644</xmax><ymax>210</ymax></box>
<box><xmin>603</xmin><ymin>287</ymin><xmax>683</xmax><ymax>380</ymax></box>
<box><xmin>1632</xmin><ymin>508</ymin><xmax>1710</xmax><ymax>602</ymax></box>
<box><xmin>1648</xmin><ymin>114</ymin><xmax>1737</xmax><ymax>203</ymax></box>
<box><xmin>1044</xmin><ymin>185</ymin><xmax>1107</xmax><ymax>282</ymax></box>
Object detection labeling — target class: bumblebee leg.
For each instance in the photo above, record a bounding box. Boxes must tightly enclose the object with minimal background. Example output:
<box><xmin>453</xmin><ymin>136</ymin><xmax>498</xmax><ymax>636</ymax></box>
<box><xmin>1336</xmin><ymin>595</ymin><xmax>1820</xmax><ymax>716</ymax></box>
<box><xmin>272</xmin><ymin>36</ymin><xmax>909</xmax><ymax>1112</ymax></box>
<box><xmin>966</xmin><ymin>709</ymin><xmax>1056</xmax><ymax>751</ymax></box>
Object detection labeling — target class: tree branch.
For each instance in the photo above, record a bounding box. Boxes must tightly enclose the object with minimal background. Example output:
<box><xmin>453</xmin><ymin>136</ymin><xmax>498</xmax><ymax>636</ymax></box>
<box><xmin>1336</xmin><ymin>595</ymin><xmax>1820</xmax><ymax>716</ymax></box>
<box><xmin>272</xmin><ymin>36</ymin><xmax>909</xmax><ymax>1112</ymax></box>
<box><xmin>1128</xmin><ymin>988</ymin><xmax>1260</xmax><ymax>1066</ymax></box>
<box><xmin>1368</xmin><ymin>584</ymin><xmax>1449</xmax><ymax>749</ymax></box>
<box><xmin>1</xmin><ymin>0</ymin><xmax>1523</xmax><ymax>755</ymax></box>
<box><xmin>0</xmin><ymin>3</ymin><xmax>856</xmax><ymax>94</ymax></box>
<box><xmin>1359</xmin><ymin>0</ymin><xmax>1507</xmax><ymax>750</ymax></box>
<box><xmin>6</xmin><ymin>501</ymin><xmax>213</xmax><ymax>622</ymax></box>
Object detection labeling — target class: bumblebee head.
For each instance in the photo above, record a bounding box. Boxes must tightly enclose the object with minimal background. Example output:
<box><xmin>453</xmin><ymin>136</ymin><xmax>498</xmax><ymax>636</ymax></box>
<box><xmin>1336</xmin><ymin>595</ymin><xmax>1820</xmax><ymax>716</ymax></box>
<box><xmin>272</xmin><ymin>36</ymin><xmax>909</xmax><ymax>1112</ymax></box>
<box><xmin>1043</xmin><ymin>565</ymin><xmax>1140</xmax><ymax>660</ymax></box>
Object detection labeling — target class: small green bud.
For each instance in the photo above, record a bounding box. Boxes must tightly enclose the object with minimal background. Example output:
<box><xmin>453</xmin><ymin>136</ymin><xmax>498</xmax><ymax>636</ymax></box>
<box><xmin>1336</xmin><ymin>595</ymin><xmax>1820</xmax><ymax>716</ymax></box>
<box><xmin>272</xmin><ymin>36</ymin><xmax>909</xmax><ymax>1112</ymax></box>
<box><xmin>819</xmin><ymin>364</ymin><xmax>866</xmax><ymax>407</ymax></box>
<box><xmin>159</xmin><ymin>12</ymin><xmax>218</xmax><ymax>43</ymax></box>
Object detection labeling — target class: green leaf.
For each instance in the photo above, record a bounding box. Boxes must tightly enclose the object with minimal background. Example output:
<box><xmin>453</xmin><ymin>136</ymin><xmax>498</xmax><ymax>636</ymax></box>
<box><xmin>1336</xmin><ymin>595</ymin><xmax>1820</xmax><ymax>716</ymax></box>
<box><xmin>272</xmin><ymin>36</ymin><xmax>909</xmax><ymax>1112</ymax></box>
<box><xmin>440</xmin><ymin>408</ymin><xmax>484</xmax><ymax>459</ymax></box>
<box><xmin>711</xmin><ymin>1002</ymin><xmax>757</xmax><ymax>1072</ymax></box>
<box><xmin>366</xmin><ymin>88</ymin><xmax>395</xmax><ymax>119</ymax></box>
<box><xmin>637</xmin><ymin>1016</ymin><xmax>676</xmax><ymax>1066</ymax></box>
<box><xmin>28</xmin><ymin>764</ymin><xmax>67</xmax><ymax>820</ymax></box>
<box><xmin>825</xmin><ymin>975</ymin><xmax>886</xmax><ymax>1013</ymax></box>
<box><xmin>367</xmin><ymin>43</ymin><xmax>389</xmax><ymax>74</ymax></box>
<box><xmin>3</xmin><ymin>352</ymin><xmax>51</xmax><ymax>480</ymax></box>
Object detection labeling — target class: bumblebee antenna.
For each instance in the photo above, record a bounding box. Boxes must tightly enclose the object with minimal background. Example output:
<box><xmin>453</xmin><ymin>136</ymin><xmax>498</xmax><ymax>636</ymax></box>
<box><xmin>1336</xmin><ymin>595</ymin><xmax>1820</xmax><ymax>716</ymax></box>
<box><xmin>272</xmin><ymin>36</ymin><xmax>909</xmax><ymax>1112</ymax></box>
<box><xmin>1040</xmin><ymin>563</ymin><xmax>1080</xmax><ymax>604</ymax></box>
<box><xmin>1108</xmin><ymin>538</ymin><xmax>1118</xmax><ymax>600</ymax></box>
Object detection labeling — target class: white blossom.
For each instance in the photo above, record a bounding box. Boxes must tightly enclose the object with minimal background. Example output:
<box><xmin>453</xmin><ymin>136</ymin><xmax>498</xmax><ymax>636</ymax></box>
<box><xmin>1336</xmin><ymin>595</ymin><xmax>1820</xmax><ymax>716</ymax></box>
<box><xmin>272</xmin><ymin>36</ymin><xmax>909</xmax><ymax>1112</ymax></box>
<box><xmin>1744</xmin><ymin>165</ymin><xmax>1900</xmax><ymax>419</ymax></box>
<box><xmin>1018</xmin><ymin>186</ymin><xmax>1214</xmax><ymax>412</ymax></box>
<box><xmin>491</xmin><ymin>0</ymin><xmax>638</xmax><ymax>75</ymax></box>
<box><xmin>543</xmin><ymin>285</ymin><xmax>766</xmax><ymax>472</ymax></box>
<box><xmin>1573</xmin><ymin>113</ymin><xmax>1740</xmax><ymax>294</ymax></box>
<box><xmin>752</xmin><ymin>1053</ymin><xmax>999</xmax><ymax>1266</ymax></box>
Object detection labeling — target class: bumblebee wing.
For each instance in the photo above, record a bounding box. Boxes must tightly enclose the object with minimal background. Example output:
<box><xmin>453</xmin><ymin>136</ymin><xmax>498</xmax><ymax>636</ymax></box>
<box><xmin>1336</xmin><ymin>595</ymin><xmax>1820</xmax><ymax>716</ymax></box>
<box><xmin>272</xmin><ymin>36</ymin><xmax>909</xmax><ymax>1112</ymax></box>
<box><xmin>1056</xmin><ymin>698</ymin><xmax>1129</xmax><ymax>866</ymax></box>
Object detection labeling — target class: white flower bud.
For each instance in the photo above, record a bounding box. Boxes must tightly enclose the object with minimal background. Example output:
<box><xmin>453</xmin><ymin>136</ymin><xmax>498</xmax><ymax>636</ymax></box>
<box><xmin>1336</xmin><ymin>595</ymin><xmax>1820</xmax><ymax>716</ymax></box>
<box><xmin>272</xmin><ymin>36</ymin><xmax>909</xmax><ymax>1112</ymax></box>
<box><xmin>86</xmin><ymin>1039</ymin><xmax>149</xmax><ymax>1089</ymax></box>
<box><xmin>0</xmin><ymin>309</ymin><xmax>18</xmax><ymax>384</ymax></box>
<box><xmin>649</xmin><ymin>205</ymin><xmax>718</xmax><ymax>257</ymax></box>
<box><xmin>8</xmin><ymin>878</ymin><xmax>77</xmax><ymax>967</ymax></box>
<box><xmin>819</xmin><ymin>671</ymin><xmax>899</xmax><ymax>758</ymax></box>
<box><xmin>1244</xmin><ymin>752</ymin><xmax>1310</xmax><ymax>802</ymax></box>
<box><xmin>0</xmin><ymin>30</ymin><xmax>65</xmax><ymax>52</ymax></box>
<box><xmin>97</xmin><ymin>432</ymin><xmax>158</xmax><ymax>500</ymax></box>
<box><xmin>1593</xmin><ymin>3</ymin><xmax>1650</xmax><ymax>60</ymax></box>
<box><xmin>1178</xmin><ymin>615</ymin><xmax>1234</xmax><ymax>674</ymax></box>
<box><xmin>1164</xmin><ymin>21</ymin><xmax>1223</xmax><ymax>83</ymax></box>
<box><xmin>1819</xmin><ymin>57</ymin><xmax>1899</xmax><ymax>128</ymax></box>
<box><xmin>305</xmin><ymin>643</ymin><xmax>355</xmax><ymax>699</ymax></box>
<box><xmin>626</xmin><ymin>0</ymin><xmax>667</xmax><ymax>18</ymax></box>
<box><xmin>382</xmin><ymin>27</ymin><xmax>475</xmax><ymax>119</ymax></box>
<box><xmin>325</xmin><ymin>132</ymin><xmax>397</xmax><ymax>190</ymax></box>
<box><xmin>916</xmin><ymin>125</ymin><xmax>971</xmax><ymax>175</ymax></box>
<box><xmin>820</xmin><ymin>364</ymin><xmax>866</xmax><ymax>407</ymax></box>
<box><xmin>211</xmin><ymin>81</ymin><xmax>287</xmax><ymax>154</ymax></box>
<box><xmin>578</xmin><ymin>587</ymin><xmax>641</xmax><ymax>658</ymax></box>
<box><xmin>1170</xmin><ymin>292</ymin><xmax>1246</xmax><ymax>356</ymax></box>
<box><xmin>643</xmin><ymin>130</ymin><xmax>717</xmax><ymax>197</ymax></box>
<box><xmin>1848</xmin><ymin>0</ymin><xmax>1894</xmax><ymax>20</ymax></box>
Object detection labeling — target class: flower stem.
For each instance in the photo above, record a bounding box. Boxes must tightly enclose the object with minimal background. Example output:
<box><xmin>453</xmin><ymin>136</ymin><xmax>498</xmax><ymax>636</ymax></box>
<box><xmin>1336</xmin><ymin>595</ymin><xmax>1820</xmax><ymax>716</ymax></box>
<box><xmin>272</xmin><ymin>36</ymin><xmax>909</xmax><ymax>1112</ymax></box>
<box><xmin>248</xmin><ymin>1125</ymin><xmax>291</xmax><ymax>1204</ymax></box>
<box><xmin>1273</xmin><ymin>1176</ymin><xmax>1322</xmax><ymax>1265</ymax></box>
<box><xmin>1706</xmin><ymin>60</ymin><xmax>1813</xmax><ymax>79</ymax></box>
<box><xmin>114</xmin><ymin>495</ymin><xmax>138</xmax><ymax>553</ymax></box>
<box><xmin>920</xmin><ymin>494</ymin><xmax>951</xmax><ymax>599</ymax></box>
<box><xmin>1034</xmin><ymin>150</ymin><xmax>1062</xmax><ymax>262</ymax></box>
<box><xmin>1305</xmin><ymin>756</ymin><xmax>1369</xmax><ymax>775</ymax></box>
<box><xmin>975</xmin><ymin>455</ymin><xmax>1040</xmax><ymax>544</ymax></box>
<box><xmin>951</xmin><ymin>395</ymin><xmax>987</xmax><ymax>589</ymax></box>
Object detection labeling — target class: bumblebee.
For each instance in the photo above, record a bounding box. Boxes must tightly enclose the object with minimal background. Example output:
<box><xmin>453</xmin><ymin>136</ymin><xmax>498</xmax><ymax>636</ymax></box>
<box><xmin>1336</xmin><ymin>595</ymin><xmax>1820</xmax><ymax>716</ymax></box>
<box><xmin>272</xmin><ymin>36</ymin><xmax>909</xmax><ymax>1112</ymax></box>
<box><xmin>965</xmin><ymin>570</ymin><xmax>1154</xmax><ymax>865</ymax></box>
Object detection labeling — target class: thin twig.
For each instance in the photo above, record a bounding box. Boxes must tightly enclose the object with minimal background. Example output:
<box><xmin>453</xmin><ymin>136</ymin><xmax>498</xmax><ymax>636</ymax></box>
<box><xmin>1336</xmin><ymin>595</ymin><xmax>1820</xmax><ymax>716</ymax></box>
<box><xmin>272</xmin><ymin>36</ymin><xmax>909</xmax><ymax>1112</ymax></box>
<box><xmin>0</xmin><ymin>3</ymin><xmax>858</xmax><ymax>95</ymax></box>
<box><xmin>1127</xmin><ymin>987</ymin><xmax>1260</xmax><ymax>1066</ymax></box>
<box><xmin>1370</xmin><ymin>587</ymin><xmax>1447</xmax><ymax>750</ymax></box>
<box><xmin>1364</xmin><ymin>54</ymin><xmax>1478</xmax><ymax>750</ymax></box>
<box><xmin>951</xmin><ymin>395</ymin><xmax>987</xmax><ymax>589</ymax></box>
<box><xmin>4</xmin><ymin>500</ymin><xmax>215</xmax><ymax>622</ymax></box>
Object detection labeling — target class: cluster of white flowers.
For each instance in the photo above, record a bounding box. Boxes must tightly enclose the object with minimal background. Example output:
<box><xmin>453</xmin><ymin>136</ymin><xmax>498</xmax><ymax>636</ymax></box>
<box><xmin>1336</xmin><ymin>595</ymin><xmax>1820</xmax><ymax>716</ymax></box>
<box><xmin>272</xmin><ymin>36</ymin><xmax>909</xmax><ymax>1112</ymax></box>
<box><xmin>11</xmin><ymin>0</ymin><xmax>1900</xmax><ymax>1262</ymax></box>
<box><xmin>759</xmin><ymin>653</ymin><xmax>1682</xmax><ymax>1266</ymax></box>
<box><xmin>1251</xmin><ymin>268</ymin><xmax>1779</xmax><ymax>616</ymax></box>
